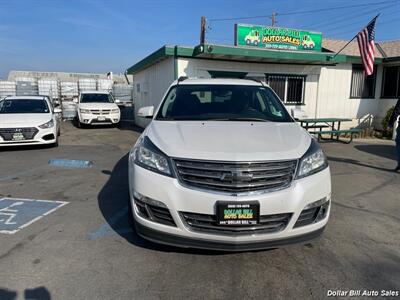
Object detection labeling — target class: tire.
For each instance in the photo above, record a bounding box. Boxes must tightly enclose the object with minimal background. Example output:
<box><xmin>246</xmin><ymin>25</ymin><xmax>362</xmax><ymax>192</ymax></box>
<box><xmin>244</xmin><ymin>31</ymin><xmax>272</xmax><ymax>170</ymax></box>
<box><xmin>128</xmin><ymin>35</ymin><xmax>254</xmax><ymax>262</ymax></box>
<box><xmin>254</xmin><ymin>40</ymin><xmax>258</xmax><ymax>46</ymax></box>
<box><xmin>76</xmin><ymin>118</ymin><xmax>82</xmax><ymax>128</ymax></box>
<box><xmin>127</xmin><ymin>198</ymin><xmax>135</xmax><ymax>228</ymax></box>
<box><xmin>52</xmin><ymin>137</ymin><xmax>59</xmax><ymax>148</ymax></box>
<box><xmin>246</xmin><ymin>39</ymin><xmax>251</xmax><ymax>45</ymax></box>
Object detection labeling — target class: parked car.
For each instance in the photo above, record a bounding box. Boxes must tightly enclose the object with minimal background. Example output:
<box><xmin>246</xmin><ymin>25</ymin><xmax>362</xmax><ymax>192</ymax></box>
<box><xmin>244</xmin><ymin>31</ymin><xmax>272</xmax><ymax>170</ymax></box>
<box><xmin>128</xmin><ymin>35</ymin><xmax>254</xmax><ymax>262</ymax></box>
<box><xmin>0</xmin><ymin>96</ymin><xmax>61</xmax><ymax>147</ymax></box>
<box><xmin>128</xmin><ymin>78</ymin><xmax>331</xmax><ymax>251</ymax></box>
<box><xmin>75</xmin><ymin>91</ymin><xmax>121</xmax><ymax>127</ymax></box>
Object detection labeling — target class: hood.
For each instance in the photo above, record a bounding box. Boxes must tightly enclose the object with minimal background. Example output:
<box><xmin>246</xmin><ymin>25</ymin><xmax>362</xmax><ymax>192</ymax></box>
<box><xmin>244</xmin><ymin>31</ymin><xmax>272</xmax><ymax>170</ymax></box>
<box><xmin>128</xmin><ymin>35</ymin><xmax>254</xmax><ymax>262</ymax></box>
<box><xmin>146</xmin><ymin>120</ymin><xmax>311</xmax><ymax>161</ymax></box>
<box><xmin>0</xmin><ymin>113</ymin><xmax>52</xmax><ymax>127</ymax></box>
<box><xmin>78</xmin><ymin>103</ymin><xmax>119</xmax><ymax>110</ymax></box>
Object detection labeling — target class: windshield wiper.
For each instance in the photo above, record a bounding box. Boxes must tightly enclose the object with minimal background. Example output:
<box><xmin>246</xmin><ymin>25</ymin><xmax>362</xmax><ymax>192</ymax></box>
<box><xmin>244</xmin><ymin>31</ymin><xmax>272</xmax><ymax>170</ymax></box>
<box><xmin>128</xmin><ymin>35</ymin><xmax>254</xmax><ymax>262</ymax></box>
<box><xmin>208</xmin><ymin>118</ymin><xmax>270</xmax><ymax>122</ymax></box>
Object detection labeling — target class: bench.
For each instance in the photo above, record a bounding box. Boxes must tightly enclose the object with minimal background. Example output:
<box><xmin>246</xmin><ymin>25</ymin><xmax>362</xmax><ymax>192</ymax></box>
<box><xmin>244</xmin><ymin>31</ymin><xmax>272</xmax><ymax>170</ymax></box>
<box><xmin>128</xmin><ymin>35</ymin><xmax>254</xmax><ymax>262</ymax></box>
<box><xmin>302</xmin><ymin>124</ymin><xmax>329</xmax><ymax>130</ymax></box>
<box><xmin>307</xmin><ymin>129</ymin><xmax>363</xmax><ymax>144</ymax></box>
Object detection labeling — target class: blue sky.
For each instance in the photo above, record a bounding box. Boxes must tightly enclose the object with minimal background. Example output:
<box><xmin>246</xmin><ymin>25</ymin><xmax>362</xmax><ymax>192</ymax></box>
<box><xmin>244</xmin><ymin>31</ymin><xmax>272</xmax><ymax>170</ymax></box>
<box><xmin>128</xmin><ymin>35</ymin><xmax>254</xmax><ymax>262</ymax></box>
<box><xmin>0</xmin><ymin>0</ymin><xmax>399</xmax><ymax>79</ymax></box>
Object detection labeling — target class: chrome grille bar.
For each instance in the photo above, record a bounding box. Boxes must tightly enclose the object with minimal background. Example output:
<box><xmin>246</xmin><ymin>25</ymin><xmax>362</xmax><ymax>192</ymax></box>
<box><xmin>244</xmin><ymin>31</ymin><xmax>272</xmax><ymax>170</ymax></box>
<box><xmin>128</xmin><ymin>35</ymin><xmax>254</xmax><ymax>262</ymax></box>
<box><xmin>180</xmin><ymin>211</ymin><xmax>292</xmax><ymax>236</ymax></box>
<box><xmin>174</xmin><ymin>158</ymin><xmax>297</xmax><ymax>194</ymax></box>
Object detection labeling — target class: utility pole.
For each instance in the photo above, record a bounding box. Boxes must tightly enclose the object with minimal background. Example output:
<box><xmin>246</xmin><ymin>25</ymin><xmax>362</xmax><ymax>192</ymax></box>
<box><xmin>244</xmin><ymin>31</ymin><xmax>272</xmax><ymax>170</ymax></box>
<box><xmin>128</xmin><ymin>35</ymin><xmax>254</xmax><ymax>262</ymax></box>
<box><xmin>271</xmin><ymin>12</ymin><xmax>277</xmax><ymax>26</ymax></box>
<box><xmin>200</xmin><ymin>16</ymin><xmax>206</xmax><ymax>44</ymax></box>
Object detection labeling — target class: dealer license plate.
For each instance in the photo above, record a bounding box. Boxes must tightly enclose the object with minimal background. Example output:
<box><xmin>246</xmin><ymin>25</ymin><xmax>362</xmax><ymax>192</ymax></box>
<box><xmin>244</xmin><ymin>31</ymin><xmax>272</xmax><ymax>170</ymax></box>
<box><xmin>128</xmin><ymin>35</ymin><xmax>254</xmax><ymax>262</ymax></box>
<box><xmin>216</xmin><ymin>201</ymin><xmax>259</xmax><ymax>226</ymax></box>
<box><xmin>12</xmin><ymin>133</ymin><xmax>25</xmax><ymax>141</ymax></box>
<box><xmin>97</xmin><ymin>116</ymin><xmax>106</xmax><ymax>121</ymax></box>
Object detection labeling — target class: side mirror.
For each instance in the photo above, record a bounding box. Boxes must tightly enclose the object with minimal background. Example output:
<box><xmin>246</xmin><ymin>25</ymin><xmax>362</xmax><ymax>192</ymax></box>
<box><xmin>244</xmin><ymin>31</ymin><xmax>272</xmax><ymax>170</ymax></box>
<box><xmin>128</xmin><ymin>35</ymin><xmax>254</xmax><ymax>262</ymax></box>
<box><xmin>138</xmin><ymin>106</ymin><xmax>154</xmax><ymax>119</ymax></box>
<box><xmin>73</xmin><ymin>98</ymin><xmax>78</xmax><ymax>104</ymax></box>
<box><xmin>54</xmin><ymin>108</ymin><xmax>62</xmax><ymax>114</ymax></box>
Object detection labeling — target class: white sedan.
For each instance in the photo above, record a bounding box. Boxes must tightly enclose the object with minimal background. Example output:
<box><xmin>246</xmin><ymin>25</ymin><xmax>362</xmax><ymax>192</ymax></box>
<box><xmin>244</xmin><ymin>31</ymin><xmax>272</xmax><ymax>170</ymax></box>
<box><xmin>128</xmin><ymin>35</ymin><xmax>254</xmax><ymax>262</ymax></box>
<box><xmin>0</xmin><ymin>96</ymin><xmax>61</xmax><ymax>147</ymax></box>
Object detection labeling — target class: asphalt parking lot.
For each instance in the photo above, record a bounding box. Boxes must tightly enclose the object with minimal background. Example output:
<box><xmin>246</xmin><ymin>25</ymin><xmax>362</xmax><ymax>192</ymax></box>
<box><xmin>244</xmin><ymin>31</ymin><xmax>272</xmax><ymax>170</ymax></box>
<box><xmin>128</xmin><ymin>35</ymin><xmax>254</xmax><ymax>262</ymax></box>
<box><xmin>0</xmin><ymin>121</ymin><xmax>399</xmax><ymax>300</ymax></box>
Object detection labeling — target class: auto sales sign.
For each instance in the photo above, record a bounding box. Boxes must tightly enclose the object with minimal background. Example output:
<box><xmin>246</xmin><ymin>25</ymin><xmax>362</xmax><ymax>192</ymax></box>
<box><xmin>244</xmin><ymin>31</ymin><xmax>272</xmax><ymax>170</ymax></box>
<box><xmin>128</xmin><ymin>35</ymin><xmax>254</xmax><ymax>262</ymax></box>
<box><xmin>235</xmin><ymin>24</ymin><xmax>322</xmax><ymax>51</ymax></box>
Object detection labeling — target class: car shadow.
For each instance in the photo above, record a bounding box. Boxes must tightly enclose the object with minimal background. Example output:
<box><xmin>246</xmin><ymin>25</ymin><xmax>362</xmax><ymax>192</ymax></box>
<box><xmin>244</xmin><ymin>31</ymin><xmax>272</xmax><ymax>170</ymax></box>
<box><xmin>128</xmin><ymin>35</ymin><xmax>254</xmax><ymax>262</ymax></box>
<box><xmin>354</xmin><ymin>144</ymin><xmax>397</xmax><ymax>161</ymax></box>
<box><xmin>70</xmin><ymin>118</ymin><xmax>142</xmax><ymax>133</ymax></box>
<box><xmin>97</xmin><ymin>153</ymin><xmax>276</xmax><ymax>255</ymax></box>
<box><xmin>0</xmin><ymin>143</ymin><xmax>56</xmax><ymax>152</ymax></box>
<box><xmin>327</xmin><ymin>156</ymin><xmax>394</xmax><ymax>172</ymax></box>
<box><xmin>0</xmin><ymin>286</ymin><xmax>51</xmax><ymax>300</ymax></box>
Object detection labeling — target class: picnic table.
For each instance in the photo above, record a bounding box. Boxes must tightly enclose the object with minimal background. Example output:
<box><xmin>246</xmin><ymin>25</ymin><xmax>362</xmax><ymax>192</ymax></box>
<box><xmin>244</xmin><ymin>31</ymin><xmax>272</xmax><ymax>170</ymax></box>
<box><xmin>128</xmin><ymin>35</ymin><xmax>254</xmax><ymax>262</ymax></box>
<box><xmin>299</xmin><ymin>118</ymin><xmax>362</xmax><ymax>144</ymax></box>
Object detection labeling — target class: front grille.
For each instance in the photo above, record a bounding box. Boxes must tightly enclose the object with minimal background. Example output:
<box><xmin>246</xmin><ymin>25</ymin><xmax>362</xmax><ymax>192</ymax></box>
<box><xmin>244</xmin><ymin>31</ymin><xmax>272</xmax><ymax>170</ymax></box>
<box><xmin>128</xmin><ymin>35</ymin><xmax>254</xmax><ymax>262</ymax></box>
<box><xmin>135</xmin><ymin>198</ymin><xmax>176</xmax><ymax>227</ymax></box>
<box><xmin>0</xmin><ymin>127</ymin><xmax>39</xmax><ymax>141</ymax></box>
<box><xmin>174</xmin><ymin>159</ymin><xmax>297</xmax><ymax>194</ymax></box>
<box><xmin>90</xmin><ymin>109</ymin><xmax>111</xmax><ymax>115</ymax></box>
<box><xmin>180</xmin><ymin>211</ymin><xmax>292</xmax><ymax>236</ymax></box>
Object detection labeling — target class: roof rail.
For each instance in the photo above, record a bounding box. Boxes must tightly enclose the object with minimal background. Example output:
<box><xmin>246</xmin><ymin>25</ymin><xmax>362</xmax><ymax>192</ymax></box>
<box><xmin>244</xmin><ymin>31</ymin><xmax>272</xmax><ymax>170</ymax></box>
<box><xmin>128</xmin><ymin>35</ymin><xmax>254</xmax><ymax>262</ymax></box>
<box><xmin>245</xmin><ymin>77</ymin><xmax>263</xmax><ymax>84</ymax></box>
<box><xmin>177</xmin><ymin>76</ymin><xmax>188</xmax><ymax>82</ymax></box>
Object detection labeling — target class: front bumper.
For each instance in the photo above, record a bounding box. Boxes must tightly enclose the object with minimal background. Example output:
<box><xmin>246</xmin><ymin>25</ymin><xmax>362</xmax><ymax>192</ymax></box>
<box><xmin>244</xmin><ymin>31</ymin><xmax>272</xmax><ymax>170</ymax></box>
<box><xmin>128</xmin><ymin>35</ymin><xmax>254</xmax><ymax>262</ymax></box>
<box><xmin>0</xmin><ymin>127</ymin><xmax>57</xmax><ymax>146</ymax></box>
<box><xmin>79</xmin><ymin>112</ymin><xmax>120</xmax><ymax>125</ymax></box>
<box><xmin>135</xmin><ymin>221</ymin><xmax>325</xmax><ymax>251</ymax></box>
<box><xmin>129</xmin><ymin>164</ymin><xmax>331</xmax><ymax>250</ymax></box>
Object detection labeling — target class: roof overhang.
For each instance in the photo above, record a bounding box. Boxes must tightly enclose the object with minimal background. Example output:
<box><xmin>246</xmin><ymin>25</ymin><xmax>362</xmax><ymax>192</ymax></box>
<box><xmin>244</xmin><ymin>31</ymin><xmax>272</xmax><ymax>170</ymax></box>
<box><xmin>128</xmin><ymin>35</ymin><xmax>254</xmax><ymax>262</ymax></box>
<box><xmin>127</xmin><ymin>44</ymin><xmax>385</xmax><ymax>75</ymax></box>
<box><xmin>194</xmin><ymin>44</ymin><xmax>348</xmax><ymax>65</ymax></box>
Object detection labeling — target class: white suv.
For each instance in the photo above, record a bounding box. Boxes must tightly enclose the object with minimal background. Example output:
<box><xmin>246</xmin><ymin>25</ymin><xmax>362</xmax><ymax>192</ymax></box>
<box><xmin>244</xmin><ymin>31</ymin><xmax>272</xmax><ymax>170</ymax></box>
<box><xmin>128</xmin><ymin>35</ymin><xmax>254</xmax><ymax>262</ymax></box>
<box><xmin>128</xmin><ymin>78</ymin><xmax>331</xmax><ymax>251</ymax></box>
<box><xmin>75</xmin><ymin>91</ymin><xmax>121</xmax><ymax>127</ymax></box>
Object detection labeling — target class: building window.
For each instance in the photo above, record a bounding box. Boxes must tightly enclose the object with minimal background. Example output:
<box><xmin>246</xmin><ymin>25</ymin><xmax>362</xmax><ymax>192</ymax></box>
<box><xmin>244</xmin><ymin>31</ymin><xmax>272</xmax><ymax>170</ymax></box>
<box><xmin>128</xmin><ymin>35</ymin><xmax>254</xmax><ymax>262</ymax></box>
<box><xmin>381</xmin><ymin>66</ymin><xmax>400</xmax><ymax>98</ymax></box>
<box><xmin>265</xmin><ymin>74</ymin><xmax>306</xmax><ymax>104</ymax></box>
<box><xmin>350</xmin><ymin>65</ymin><xmax>376</xmax><ymax>98</ymax></box>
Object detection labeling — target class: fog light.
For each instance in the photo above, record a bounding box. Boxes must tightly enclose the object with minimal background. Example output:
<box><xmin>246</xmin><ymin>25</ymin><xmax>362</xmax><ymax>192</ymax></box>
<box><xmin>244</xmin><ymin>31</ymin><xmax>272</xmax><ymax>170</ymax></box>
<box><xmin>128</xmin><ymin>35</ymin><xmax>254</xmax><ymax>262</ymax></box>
<box><xmin>315</xmin><ymin>201</ymin><xmax>330</xmax><ymax>222</ymax></box>
<box><xmin>133</xmin><ymin>191</ymin><xmax>166</xmax><ymax>208</ymax></box>
<box><xmin>114</xmin><ymin>119</ymin><xmax>119</xmax><ymax>122</ymax></box>
<box><xmin>304</xmin><ymin>197</ymin><xmax>328</xmax><ymax>210</ymax></box>
<box><xmin>294</xmin><ymin>197</ymin><xmax>330</xmax><ymax>228</ymax></box>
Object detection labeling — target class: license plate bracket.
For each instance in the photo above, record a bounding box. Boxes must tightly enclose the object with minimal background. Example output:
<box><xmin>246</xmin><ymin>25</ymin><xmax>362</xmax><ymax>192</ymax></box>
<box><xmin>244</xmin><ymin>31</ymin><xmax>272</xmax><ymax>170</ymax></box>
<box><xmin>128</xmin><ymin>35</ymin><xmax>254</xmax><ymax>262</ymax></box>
<box><xmin>216</xmin><ymin>201</ymin><xmax>259</xmax><ymax>226</ymax></box>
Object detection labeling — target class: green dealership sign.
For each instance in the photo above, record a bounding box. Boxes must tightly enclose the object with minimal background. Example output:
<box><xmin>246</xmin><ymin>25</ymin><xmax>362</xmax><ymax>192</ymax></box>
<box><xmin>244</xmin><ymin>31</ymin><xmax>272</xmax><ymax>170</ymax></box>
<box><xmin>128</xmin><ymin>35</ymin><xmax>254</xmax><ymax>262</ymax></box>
<box><xmin>235</xmin><ymin>24</ymin><xmax>322</xmax><ymax>51</ymax></box>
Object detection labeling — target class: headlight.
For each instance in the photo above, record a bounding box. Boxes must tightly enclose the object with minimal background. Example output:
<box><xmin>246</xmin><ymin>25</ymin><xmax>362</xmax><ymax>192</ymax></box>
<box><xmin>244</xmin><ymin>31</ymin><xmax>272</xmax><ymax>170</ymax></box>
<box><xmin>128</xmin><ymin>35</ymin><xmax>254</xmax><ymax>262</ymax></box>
<box><xmin>296</xmin><ymin>139</ymin><xmax>328</xmax><ymax>179</ymax></box>
<box><xmin>111</xmin><ymin>109</ymin><xmax>119</xmax><ymax>113</ymax></box>
<box><xmin>80</xmin><ymin>109</ymin><xmax>90</xmax><ymax>113</ymax></box>
<box><xmin>39</xmin><ymin>119</ymin><xmax>54</xmax><ymax>129</ymax></box>
<box><xmin>130</xmin><ymin>136</ymin><xmax>172</xmax><ymax>176</ymax></box>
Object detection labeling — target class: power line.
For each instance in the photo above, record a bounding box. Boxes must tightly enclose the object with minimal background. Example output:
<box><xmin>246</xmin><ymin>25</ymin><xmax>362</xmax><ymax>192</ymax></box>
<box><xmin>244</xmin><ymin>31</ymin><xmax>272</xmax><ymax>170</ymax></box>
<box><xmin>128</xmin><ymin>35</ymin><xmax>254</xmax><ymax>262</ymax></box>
<box><xmin>323</xmin><ymin>8</ymin><xmax>398</xmax><ymax>34</ymax></box>
<box><xmin>325</xmin><ymin>17</ymin><xmax>399</xmax><ymax>37</ymax></box>
<box><xmin>312</xmin><ymin>3</ymin><xmax>394</xmax><ymax>30</ymax></box>
<box><xmin>208</xmin><ymin>0</ymin><xmax>399</xmax><ymax>22</ymax></box>
<box><xmin>279</xmin><ymin>0</ymin><xmax>398</xmax><ymax>16</ymax></box>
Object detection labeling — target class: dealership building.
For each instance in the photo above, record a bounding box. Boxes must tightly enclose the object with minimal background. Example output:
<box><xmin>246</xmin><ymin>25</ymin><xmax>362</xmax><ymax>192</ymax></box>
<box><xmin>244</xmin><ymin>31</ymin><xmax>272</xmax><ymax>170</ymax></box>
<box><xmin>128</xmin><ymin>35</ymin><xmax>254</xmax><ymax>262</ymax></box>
<box><xmin>127</xmin><ymin>26</ymin><xmax>400</xmax><ymax>129</ymax></box>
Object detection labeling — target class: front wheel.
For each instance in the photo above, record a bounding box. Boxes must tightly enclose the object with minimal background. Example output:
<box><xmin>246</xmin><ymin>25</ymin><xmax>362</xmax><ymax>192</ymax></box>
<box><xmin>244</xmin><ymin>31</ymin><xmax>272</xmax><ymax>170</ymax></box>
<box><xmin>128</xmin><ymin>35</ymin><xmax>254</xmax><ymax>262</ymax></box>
<box><xmin>75</xmin><ymin>117</ymin><xmax>82</xmax><ymax>128</ymax></box>
<box><xmin>52</xmin><ymin>137</ymin><xmax>59</xmax><ymax>148</ymax></box>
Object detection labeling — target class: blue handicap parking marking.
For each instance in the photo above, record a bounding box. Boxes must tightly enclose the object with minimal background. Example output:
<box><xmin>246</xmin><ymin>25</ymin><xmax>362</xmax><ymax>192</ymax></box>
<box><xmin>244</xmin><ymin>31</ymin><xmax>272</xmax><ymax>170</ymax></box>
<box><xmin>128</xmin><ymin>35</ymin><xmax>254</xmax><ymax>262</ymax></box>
<box><xmin>0</xmin><ymin>198</ymin><xmax>68</xmax><ymax>234</ymax></box>
<box><xmin>48</xmin><ymin>159</ymin><xmax>93</xmax><ymax>169</ymax></box>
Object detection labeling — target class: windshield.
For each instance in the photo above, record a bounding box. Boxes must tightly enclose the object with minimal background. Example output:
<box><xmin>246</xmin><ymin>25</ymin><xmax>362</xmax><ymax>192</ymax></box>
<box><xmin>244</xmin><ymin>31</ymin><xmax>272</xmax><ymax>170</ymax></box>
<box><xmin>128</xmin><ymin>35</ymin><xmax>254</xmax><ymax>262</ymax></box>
<box><xmin>155</xmin><ymin>84</ymin><xmax>293</xmax><ymax>122</ymax></box>
<box><xmin>80</xmin><ymin>94</ymin><xmax>114</xmax><ymax>103</ymax></box>
<box><xmin>0</xmin><ymin>99</ymin><xmax>50</xmax><ymax>114</ymax></box>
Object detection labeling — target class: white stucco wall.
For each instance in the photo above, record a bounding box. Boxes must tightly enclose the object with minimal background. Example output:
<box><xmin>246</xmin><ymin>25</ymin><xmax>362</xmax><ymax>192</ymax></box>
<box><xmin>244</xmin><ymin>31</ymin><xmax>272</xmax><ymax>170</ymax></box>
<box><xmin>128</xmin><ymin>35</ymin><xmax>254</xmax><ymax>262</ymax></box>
<box><xmin>132</xmin><ymin>57</ymin><xmax>174</xmax><ymax>128</ymax></box>
<box><xmin>316</xmin><ymin>64</ymin><xmax>397</xmax><ymax>129</ymax></box>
